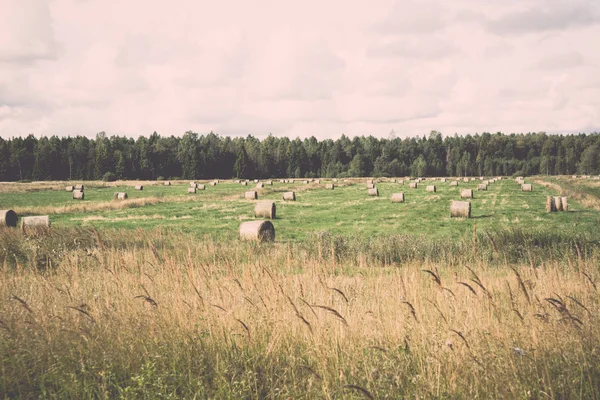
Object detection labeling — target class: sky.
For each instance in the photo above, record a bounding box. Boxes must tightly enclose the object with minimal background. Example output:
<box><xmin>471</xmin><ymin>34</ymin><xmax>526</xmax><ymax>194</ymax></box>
<box><xmin>1</xmin><ymin>0</ymin><xmax>599</xmax><ymax>140</ymax></box>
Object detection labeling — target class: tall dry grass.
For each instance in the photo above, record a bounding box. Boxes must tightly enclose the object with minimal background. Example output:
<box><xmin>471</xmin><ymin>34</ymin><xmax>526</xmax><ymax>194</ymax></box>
<box><xmin>0</xmin><ymin>228</ymin><xmax>599</xmax><ymax>398</ymax></box>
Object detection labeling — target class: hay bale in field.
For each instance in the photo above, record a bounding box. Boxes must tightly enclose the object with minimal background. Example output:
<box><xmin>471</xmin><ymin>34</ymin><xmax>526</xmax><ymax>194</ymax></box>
<box><xmin>266</xmin><ymin>180</ymin><xmax>273</xmax><ymax>185</ymax></box>
<box><xmin>368</xmin><ymin>188</ymin><xmax>379</xmax><ymax>196</ymax></box>
<box><xmin>114</xmin><ymin>192</ymin><xmax>128</xmax><ymax>200</ymax></box>
<box><xmin>450</xmin><ymin>201</ymin><xmax>471</xmax><ymax>218</ymax></box>
<box><xmin>546</xmin><ymin>196</ymin><xmax>557</xmax><ymax>212</ymax></box>
<box><xmin>282</xmin><ymin>191</ymin><xmax>296</xmax><ymax>201</ymax></box>
<box><xmin>426</xmin><ymin>185</ymin><xmax>436</xmax><ymax>192</ymax></box>
<box><xmin>561</xmin><ymin>197</ymin><xmax>568</xmax><ymax>211</ymax></box>
<box><xmin>164</xmin><ymin>181</ymin><xmax>171</xmax><ymax>186</ymax></box>
<box><xmin>554</xmin><ymin>196</ymin><xmax>563</xmax><ymax>211</ymax></box>
<box><xmin>440</xmin><ymin>178</ymin><xmax>446</xmax><ymax>183</ymax></box>
<box><xmin>239</xmin><ymin>220</ymin><xmax>275</xmax><ymax>242</ymax></box>
<box><xmin>254</xmin><ymin>201</ymin><xmax>276</xmax><ymax>219</ymax></box>
<box><xmin>254</xmin><ymin>179</ymin><xmax>259</xmax><ymax>183</ymax></box>
<box><xmin>572</xmin><ymin>175</ymin><xmax>577</xmax><ymax>179</ymax></box>
<box><xmin>409</xmin><ymin>182</ymin><xmax>417</xmax><ymax>189</ymax></box>
<box><xmin>303</xmin><ymin>180</ymin><xmax>309</xmax><ymax>184</ymax></box>
<box><xmin>391</xmin><ymin>193</ymin><xmax>405</xmax><ymax>203</ymax></box>
<box><xmin>463</xmin><ymin>177</ymin><xmax>469</xmax><ymax>183</ymax></box>
<box><xmin>190</xmin><ymin>182</ymin><xmax>197</xmax><ymax>188</ymax></box>
<box><xmin>135</xmin><ymin>185</ymin><xmax>143</xmax><ymax>190</ymax></box>
<box><xmin>460</xmin><ymin>189</ymin><xmax>474</xmax><ymax>199</ymax></box>
<box><xmin>245</xmin><ymin>191</ymin><xmax>258</xmax><ymax>200</ymax></box>
<box><xmin>367</xmin><ymin>183</ymin><xmax>375</xmax><ymax>189</ymax></box>
<box><xmin>315</xmin><ymin>179</ymin><xmax>320</xmax><ymax>184</ymax></box>
<box><xmin>72</xmin><ymin>190</ymin><xmax>84</xmax><ymax>200</ymax></box>
<box><xmin>398</xmin><ymin>180</ymin><xmax>404</xmax><ymax>185</ymax></box>
<box><xmin>479</xmin><ymin>177</ymin><xmax>484</xmax><ymax>180</ymax></box>
<box><xmin>521</xmin><ymin>184</ymin><xmax>532</xmax><ymax>192</ymax></box>
<box><xmin>74</xmin><ymin>184</ymin><xmax>84</xmax><ymax>191</ymax></box>
<box><xmin>256</xmin><ymin>182</ymin><xmax>264</xmax><ymax>189</ymax></box>
<box><xmin>366</xmin><ymin>179</ymin><xmax>374</xmax><ymax>185</ymax></box>
<box><xmin>450</xmin><ymin>181</ymin><xmax>458</xmax><ymax>186</ymax></box>
<box><xmin>0</xmin><ymin>210</ymin><xmax>18</xmax><ymax>227</ymax></box>
<box><xmin>241</xmin><ymin>181</ymin><xmax>248</xmax><ymax>186</ymax></box>
<box><xmin>477</xmin><ymin>184</ymin><xmax>487</xmax><ymax>191</ymax></box>
<box><xmin>198</xmin><ymin>184</ymin><xmax>206</xmax><ymax>190</ymax></box>
<box><xmin>187</xmin><ymin>187</ymin><xmax>196</xmax><ymax>194</ymax></box>
<box><xmin>235</xmin><ymin>179</ymin><xmax>240</xmax><ymax>183</ymax></box>
<box><xmin>279</xmin><ymin>179</ymin><xmax>285</xmax><ymax>183</ymax></box>
<box><xmin>65</xmin><ymin>186</ymin><xmax>74</xmax><ymax>192</ymax></box>
<box><xmin>325</xmin><ymin>183</ymin><xmax>334</xmax><ymax>190</ymax></box>
<box><xmin>21</xmin><ymin>215</ymin><xmax>50</xmax><ymax>230</ymax></box>
<box><xmin>210</xmin><ymin>181</ymin><xmax>217</xmax><ymax>186</ymax></box>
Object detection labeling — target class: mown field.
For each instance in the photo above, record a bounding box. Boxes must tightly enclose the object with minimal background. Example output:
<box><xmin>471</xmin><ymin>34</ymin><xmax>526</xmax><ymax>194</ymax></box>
<box><xmin>1</xmin><ymin>176</ymin><xmax>600</xmax><ymax>399</ymax></box>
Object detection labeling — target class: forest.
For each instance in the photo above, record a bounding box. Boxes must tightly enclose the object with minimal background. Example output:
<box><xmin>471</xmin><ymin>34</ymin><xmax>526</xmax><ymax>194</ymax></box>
<box><xmin>0</xmin><ymin>130</ymin><xmax>598</xmax><ymax>181</ymax></box>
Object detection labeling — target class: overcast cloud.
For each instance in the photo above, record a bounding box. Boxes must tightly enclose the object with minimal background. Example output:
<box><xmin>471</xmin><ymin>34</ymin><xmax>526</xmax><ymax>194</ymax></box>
<box><xmin>0</xmin><ymin>0</ymin><xmax>599</xmax><ymax>139</ymax></box>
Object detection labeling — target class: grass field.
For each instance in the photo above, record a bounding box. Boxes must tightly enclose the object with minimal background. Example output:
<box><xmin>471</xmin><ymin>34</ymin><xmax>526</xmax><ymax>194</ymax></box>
<box><xmin>1</xmin><ymin>176</ymin><xmax>600</xmax><ymax>398</ymax></box>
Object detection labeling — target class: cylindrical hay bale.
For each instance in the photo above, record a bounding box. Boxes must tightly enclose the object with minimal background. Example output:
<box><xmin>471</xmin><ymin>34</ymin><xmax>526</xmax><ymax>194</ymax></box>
<box><xmin>391</xmin><ymin>193</ymin><xmax>405</xmax><ymax>203</ymax></box>
<box><xmin>279</xmin><ymin>179</ymin><xmax>285</xmax><ymax>183</ymax></box>
<box><xmin>460</xmin><ymin>189</ymin><xmax>474</xmax><ymax>199</ymax></box>
<box><xmin>303</xmin><ymin>180</ymin><xmax>309</xmax><ymax>184</ymax></box>
<box><xmin>553</xmin><ymin>196</ymin><xmax>563</xmax><ymax>211</ymax></box>
<box><xmin>521</xmin><ymin>184</ymin><xmax>532</xmax><ymax>192</ymax></box>
<box><xmin>241</xmin><ymin>181</ymin><xmax>248</xmax><ymax>186</ymax></box>
<box><xmin>463</xmin><ymin>177</ymin><xmax>469</xmax><ymax>183</ymax></box>
<box><xmin>254</xmin><ymin>179</ymin><xmax>259</xmax><ymax>183</ymax></box>
<box><xmin>409</xmin><ymin>182</ymin><xmax>417</xmax><ymax>189</ymax></box>
<box><xmin>197</xmin><ymin>184</ymin><xmax>206</xmax><ymax>190</ymax></box>
<box><xmin>477</xmin><ymin>184</ymin><xmax>487</xmax><ymax>191</ymax></box>
<box><xmin>114</xmin><ymin>192</ymin><xmax>128</xmax><ymax>200</ymax></box>
<box><xmin>239</xmin><ymin>220</ymin><xmax>275</xmax><ymax>242</ymax></box>
<box><xmin>450</xmin><ymin>181</ymin><xmax>458</xmax><ymax>186</ymax></box>
<box><xmin>0</xmin><ymin>210</ymin><xmax>18</xmax><ymax>227</ymax></box>
<box><xmin>215</xmin><ymin>180</ymin><xmax>220</xmax><ymax>183</ymax></box>
<box><xmin>164</xmin><ymin>181</ymin><xmax>171</xmax><ymax>186</ymax></box>
<box><xmin>256</xmin><ymin>182</ymin><xmax>264</xmax><ymax>189</ymax></box>
<box><xmin>190</xmin><ymin>182</ymin><xmax>197</xmax><ymax>188</ymax></box>
<box><xmin>65</xmin><ymin>186</ymin><xmax>74</xmax><ymax>192</ymax></box>
<box><xmin>282</xmin><ymin>191</ymin><xmax>296</xmax><ymax>201</ymax></box>
<box><xmin>367</xmin><ymin>183</ymin><xmax>375</xmax><ymax>189</ymax></box>
<box><xmin>135</xmin><ymin>185</ymin><xmax>143</xmax><ymax>190</ymax></box>
<box><xmin>254</xmin><ymin>201</ymin><xmax>276</xmax><ymax>219</ymax></box>
<box><xmin>398</xmin><ymin>180</ymin><xmax>404</xmax><ymax>185</ymax></box>
<box><xmin>245</xmin><ymin>191</ymin><xmax>258</xmax><ymax>200</ymax></box>
<box><xmin>368</xmin><ymin>188</ymin><xmax>379</xmax><ymax>196</ymax></box>
<box><xmin>21</xmin><ymin>216</ymin><xmax>50</xmax><ymax>230</ymax></box>
<box><xmin>546</xmin><ymin>196</ymin><xmax>556</xmax><ymax>212</ymax></box>
<box><xmin>74</xmin><ymin>184</ymin><xmax>84</xmax><ymax>191</ymax></box>
<box><xmin>315</xmin><ymin>179</ymin><xmax>320</xmax><ymax>184</ymax></box>
<box><xmin>72</xmin><ymin>190</ymin><xmax>84</xmax><ymax>200</ymax></box>
<box><xmin>187</xmin><ymin>187</ymin><xmax>197</xmax><ymax>194</ymax></box>
<box><xmin>325</xmin><ymin>183</ymin><xmax>334</xmax><ymax>190</ymax></box>
<box><xmin>426</xmin><ymin>185</ymin><xmax>436</xmax><ymax>192</ymax></box>
<box><xmin>266</xmin><ymin>180</ymin><xmax>273</xmax><ymax>185</ymax></box>
<box><xmin>366</xmin><ymin>179</ymin><xmax>374</xmax><ymax>185</ymax></box>
<box><xmin>450</xmin><ymin>201</ymin><xmax>471</xmax><ymax>218</ymax></box>
<box><xmin>561</xmin><ymin>197</ymin><xmax>568</xmax><ymax>211</ymax></box>
<box><xmin>210</xmin><ymin>181</ymin><xmax>217</xmax><ymax>186</ymax></box>
<box><xmin>479</xmin><ymin>177</ymin><xmax>484</xmax><ymax>180</ymax></box>
<box><xmin>440</xmin><ymin>178</ymin><xmax>446</xmax><ymax>183</ymax></box>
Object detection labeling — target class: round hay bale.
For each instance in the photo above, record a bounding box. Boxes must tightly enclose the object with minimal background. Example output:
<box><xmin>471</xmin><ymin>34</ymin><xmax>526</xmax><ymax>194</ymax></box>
<box><xmin>450</xmin><ymin>201</ymin><xmax>471</xmax><ymax>218</ymax></box>
<box><xmin>198</xmin><ymin>184</ymin><xmax>206</xmax><ymax>190</ymax></box>
<box><xmin>74</xmin><ymin>184</ymin><xmax>84</xmax><ymax>191</ymax></box>
<box><xmin>239</xmin><ymin>220</ymin><xmax>275</xmax><ymax>242</ymax></box>
<box><xmin>368</xmin><ymin>188</ymin><xmax>379</xmax><ymax>196</ymax></box>
<box><xmin>463</xmin><ymin>177</ymin><xmax>469</xmax><ymax>183</ymax></box>
<box><xmin>65</xmin><ymin>186</ymin><xmax>74</xmax><ymax>192</ymax></box>
<box><xmin>477</xmin><ymin>184</ymin><xmax>487</xmax><ymax>191</ymax></box>
<box><xmin>210</xmin><ymin>181</ymin><xmax>217</xmax><ymax>186</ymax></box>
<box><xmin>241</xmin><ymin>181</ymin><xmax>248</xmax><ymax>186</ymax></box>
<box><xmin>256</xmin><ymin>182</ymin><xmax>264</xmax><ymax>189</ymax></box>
<box><xmin>254</xmin><ymin>201</ymin><xmax>276</xmax><ymax>219</ymax></box>
<box><xmin>21</xmin><ymin>215</ymin><xmax>50</xmax><ymax>230</ymax></box>
<box><xmin>245</xmin><ymin>191</ymin><xmax>258</xmax><ymax>200</ymax></box>
<box><xmin>282</xmin><ymin>191</ymin><xmax>296</xmax><ymax>201</ymax></box>
<box><xmin>190</xmin><ymin>182</ymin><xmax>197</xmax><ymax>188</ymax></box>
<box><xmin>235</xmin><ymin>179</ymin><xmax>241</xmax><ymax>183</ymax></box>
<box><xmin>325</xmin><ymin>183</ymin><xmax>334</xmax><ymax>190</ymax></box>
<box><xmin>215</xmin><ymin>180</ymin><xmax>220</xmax><ymax>183</ymax></box>
<box><xmin>479</xmin><ymin>177</ymin><xmax>484</xmax><ymax>180</ymax></box>
<box><xmin>315</xmin><ymin>179</ymin><xmax>320</xmax><ymax>184</ymax></box>
<box><xmin>0</xmin><ymin>210</ymin><xmax>18</xmax><ymax>227</ymax></box>
<box><xmin>521</xmin><ymin>184</ymin><xmax>532</xmax><ymax>192</ymax></box>
<box><xmin>391</xmin><ymin>193</ymin><xmax>404</xmax><ymax>203</ymax></box>
<box><xmin>72</xmin><ymin>190</ymin><xmax>84</xmax><ymax>200</ymax></box>
<box><xmin>303</xmin><ymin>180</ymin><xmax>309</xmax><ymax>184</ymax></box>
<box><xmin>426</xmin><ymin>185</ymin><xmax>436</xmax><ymax>192</ymax></box>
<box><xmin>187</xmin><ymin>187</ymin><xmax>197</xmax><ymax>194</ymax></box>
<box><xmin>164</xmin><ymin>181</ymin><xmax>171</xmax><ymax>186</ymax></box>
<box><xmin>440</xmin><ymin>178</ymin><xmax>446</xmax><ymax>183</ymax></box>
<box><xmin>367</xmin><ymin>183</ymin><xmax>375</xmax><ymax>189</ymax></box>
<box><xmin>266</xmin><ymin>180</ymin><xmax>273</xmax><ymax>185</ymax></box>
<box><xmin>546</xmin><ymin>196</ymin><xmax>556</xmax><ymax>212</ymax></box>
<box><xmin>460</xmin><ymin>189</ymin><xmax>474</xmax><ymax>199</ymax></box>
<box><xmin>409</xmin><ymin>182</ymin><xmax>417</xmax><ymax>189</ymax></box>
<box><xmin>366</xmin><ymin>179</ymin><xmax>374</xmax><ymax>185</ymax></box>
<box><xmin>135</xmin><ymin>185</ymin><xmax>143</xmax><ymax>190</ymax></box>
<box><xmin>279</xmin><ymin>179</ymin><xmax>285</xmax><ymax>183</ymax></box>
<box><xmin>114</xmin><ymin>192</ymin><xmax>128</xmax><ymax>200</ymax></box>
<box><xmin>333</xmin><ymin>178</ymin><xmax>338</xmax><ymax>182</ymax></box>
<box><xmin>254</xmin><ymin>179</ymin><xmax>259</xmax><ymax>183</ymax></box>
<box><xmin>398</xmin><ymin>180</ymin><xmax>404</xmax><ymax>185</ymax></box>
<box><xmin>561</xmin><ymin>197</ymin><xmax>568</xmax><ymax>211</ymax></box>
<box><xmin>450</xmin><ymin>181</ymin><xmax>458</xmax><ymax>186</ymax></box>
<box><xmin>554</xmin><ymin>196</ymin><xmax>563</xmax><ymax>212</ymax></box>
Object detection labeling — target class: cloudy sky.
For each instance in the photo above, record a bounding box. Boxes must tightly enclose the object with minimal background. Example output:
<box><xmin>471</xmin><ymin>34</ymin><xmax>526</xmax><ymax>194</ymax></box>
<box><xmin>1</xmin><ymin>0</ymin><xmax>599</xmax><ymax>140</ymax></box>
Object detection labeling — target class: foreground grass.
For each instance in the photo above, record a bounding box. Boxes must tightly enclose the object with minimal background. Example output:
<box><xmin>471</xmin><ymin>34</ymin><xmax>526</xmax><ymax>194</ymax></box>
<box><xmin>1</xmin><ymin>227</ymin><xmax>600</xmax><ymax>399</ymax></box>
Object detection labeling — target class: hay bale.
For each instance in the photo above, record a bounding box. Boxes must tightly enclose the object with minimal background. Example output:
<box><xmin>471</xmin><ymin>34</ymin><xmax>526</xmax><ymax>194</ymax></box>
<box><xmin>21</xmin><ymin>215</ymin><xmax>50</xmax><ymax>230</ymax></box>
<box><xmin>72</xmin><ymin>190</ymin><xmax>84</xmax><ymax>200</ymax></box>
<box><xmin>315</xmin><ymin>179</ymin><xmax>320</xmax><ymax>184</ymax></box>
<box><xmin>398</xmin><ymin>180</ymin><xmax>404</xmax><ymax>185</ymax></box>
<box><xmin>554</xmin><ymin>196</ymin><xmax>563</xmax><ymax>211</ymax></box>
<box><xmin>198</xmin><ymin>184</ymin><xmax>206</xmax><ymax>190</ymax></box>
<box><xmin>114</xmin><ymin>192</ymin><xmax>128</xmax><ymax>200</ymax></box>
<box><xmin>74</xmin><ymin>184</ymin><xmax>84</xmax><ymax>191</ymax></box>
<box><xmin>65</xmin><ymin>186</ymin><xmax>74</xmax><ymax>192</ymax></box>
<box><xmin>546</xmin><ymin>196</ymin><xmax>556</xmax><ymax>212</ymax></box>
<box><xmin>282</xmin><ymin>191</ymin><xmax>296</xmax><ymax>201</ymax></box>
<box><xmin>426</xmin><ymin>185</ymin><xmax>436</xmax><ymax>192</ymax></box>
<box><xmin>241</xmin><ymin>181</ymin><xmax>248</xmax><ymax>186</ymax></box>
<box><xmin>187</xmin><ymin>187</ymin><xmax>197</xmax><ymax>194</ymax></box>
<box><xmin>190</xmin><ymin>182</ymin><xmax>197</xmax><ymax>188</ymax></box>
<box><xmin>164</xmin><ymin>181</ymin><xmax>171</xmax><ymax>186</ymax></box>
<box><xmin>521</xmin><ymin>184</ymin><xmax>532</xmax><ymax>192</ymax></box>
<box><xmin>266</xmin><ymin>180</ymin><xmax>273</xmax><ymax>185</ymax></box>
<box><xmin>477</xmin><ymin>184</ymin><xmax>487</xmax><ymax>191</ymax></box>
<box><xmin>239</xmin><ymin>220</ymin><xmax>275</xmax><ymax>242</ymax></box>
<box><xmin>367</xmin><ymin>183</ymin><xmax>375</xmax><ymax>189</ymax></box>
<box><xmin>561</xmin><ymin>197</ymin><xmax>568</xmax><ymax>211</ymax></box>
<box><xmin>279</xmin><ymin>179</ymin><xmax>285</xmax><ymax>183</ymax></box>
<box><xmin>463</xmin><ymin>177</ymin><xmax>469</xmax><ymax>183</ymax></box>
<box><xmin>479</xmin><ymin>177</ymin><xmax>484</xmax><ymax>180</ymax></box>
<box><xmin>368</xmin><ymin>188</ymin><xmax>379</xmax><ymax>196</ymax></box>
<box><xmin>256</xmin><ymin>182</ymin><xmax>264</xmax><ymax>189</ymax></box>
<box><xmin>0</xmin><ymin>210</ymin><xmax>18</xmax><ymax>227</ymax></box>
<box><xmin>572</xmin><ymin>175</ymin><xmax>577</xmax><ymax>179</ymax></box>
<box><xmin>450</xmin><ymin>181</ymin><xmax>458</xmax><ymax>186</ymax></box>
<box><xmin>366</xmin><ymin>179</ymin><xmax>374</xmax><ymax>185</ymax></box>
<box><xmin>440</xmin><ymin>178</ymin><xmax>446</xmax><ymax>183</ymax></box>
<box><xmin>135</xmin><ymin>185</ymin><xmax>143</xmax><ymax>190</ymax></box>
<box><xmin>391</xmin><ymin>193</ymin><xmax>404</xmax><ymax>203</ymax></box>
<box><xmin>254</xmin><ymin>179</ymin><xmax>259</xmax><ymax>183</ymax></box>
<box><xmin>303</xmin><ymin>180</ymin><xmax>309</xmax><ymax>184</ymax></box>
<box><xmin>325</xmin><ymin>183</ymin><xmax>334</xmax><ymax>190</ymax></box>
<box><xmin>210</xmin><ymin>181</ymin><xmax>217</xmax><ymax>186</ymax></box>
<box><xmin>254</xmin><ymin>201</ymin><xmax>276</xmax><ymax>219</ymax></box>
<box><xmin>245</xmin><ymin>191</ymin><xmax>258</xmax><ymax>200</ymax></box>
<box><xmin>409</xmin><ymin>182</ymin><xmax>417</xmax><ymax>189</ymax></box>
<box><xmin>450</xmin><ymin>201</ymin><xmax>471</xmax><ymax>218</ymax></box>
<box><xmin>460</xmin><ymin>189</ymin><xmax>474</xmax><ymax>199</ymax></box>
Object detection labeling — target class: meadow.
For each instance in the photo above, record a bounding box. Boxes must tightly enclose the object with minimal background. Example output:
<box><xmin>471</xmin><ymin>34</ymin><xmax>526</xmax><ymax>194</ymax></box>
<box><xmin>1</xmin><ymin>176</ymin><xmax>600</xmax><ymax>398</ymax></box>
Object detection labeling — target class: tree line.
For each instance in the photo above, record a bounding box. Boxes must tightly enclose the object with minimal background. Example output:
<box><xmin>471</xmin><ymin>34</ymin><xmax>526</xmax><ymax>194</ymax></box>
<box><xmin>0</xmin><ymin>130</ymin><xmax>598</xmax><ymax>181</ymax></box>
